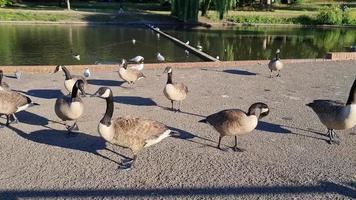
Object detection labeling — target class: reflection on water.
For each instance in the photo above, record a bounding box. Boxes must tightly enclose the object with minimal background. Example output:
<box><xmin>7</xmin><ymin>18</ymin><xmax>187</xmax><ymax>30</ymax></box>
<box><xmin>0</xmin><ymin>25</ymin><xmax>355</xmax><ymax>65</ymax></box>
<box><xmin>167</xmin><ymin>27</ymin><xmax>356</xmax><ymax>61</ymax></box>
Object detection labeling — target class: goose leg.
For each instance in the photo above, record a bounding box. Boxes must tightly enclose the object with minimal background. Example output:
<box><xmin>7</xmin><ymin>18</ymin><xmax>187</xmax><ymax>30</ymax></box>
<box><xmin>276</xmin><ymin>70</ymin><xmax>281</xmax><ymax>77</ymax></box>
<box><xmin>9</xmin><ymin>114</ymin><xmax>19</xmax><ymax>124</ymax></box>
<box><xmin>329</xmin><ymin>129</ymin><xmax>340</xmax><ymax>145</ymax></box>
<box><xmin>269</xmin><ymin>70</ymin><xmax>273</xmax><ymax>78</ymax></box>
<box><xmin>177</xmin><ymin>101</ymin><xmax>182</xmax><ymax>112</ymax></box>
<box><xmin>217</xmin><ymin>136</ymin><xmax>228</xmax><ymax>151</ymax></box>
<box><xmin>171</xmin><ymin>100</ymin><xmax>174</xmax><ymax>111</ymax></box>
<box><xmin>232</xmin><ymin>136</ymin><xmax>245</xmax><ymax>152</ymax></box>
<box><xmin>119</xmin><ymin>155</ymin><xmax>137</xmax><ymax>170</ymax></box>
<box><xmin>66</xmin><ymin>122</ymin><xmax>79</xmax><ymax>134</ymax></box>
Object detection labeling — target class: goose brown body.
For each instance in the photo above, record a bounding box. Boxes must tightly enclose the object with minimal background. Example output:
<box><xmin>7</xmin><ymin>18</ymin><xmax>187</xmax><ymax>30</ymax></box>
<box><xmin>118</xmin><ymin>60</ymin><xmax>145</xmax><ymax>84</ymax></box>
<box><xmin>199</xmin><ymin>103</ymin><xmax>269</xmax><ymax>151</ymax></box>
<box><xmin>54</xmin><ymin>65</ymin><xmax>87</xmax><ymax>94</ymax></box>
<box><xmin>163</xmin><ymin>67</ymin><xmax>188</xmax><ymax>111</ymax></box>
<box><xmin>94</xmin><ymin>87</ymin><xmax>171</xmax><ymax>169</ymax></box>
<box><xmin>306</xmin><ymin>79</ymin><xmax>356</xmax><ymax>144</ymax></box>
<box><xmin>0</xmin><ymin>90</ymin><xmax>32</xmax><ymax>115</ymax></box>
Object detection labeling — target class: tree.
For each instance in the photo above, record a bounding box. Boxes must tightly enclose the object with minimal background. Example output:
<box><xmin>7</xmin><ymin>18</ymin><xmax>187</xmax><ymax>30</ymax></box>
<box><xmin>66</xmin><ymin>0</ymin><xmax>70</xmax><ymax>10</ymax></box>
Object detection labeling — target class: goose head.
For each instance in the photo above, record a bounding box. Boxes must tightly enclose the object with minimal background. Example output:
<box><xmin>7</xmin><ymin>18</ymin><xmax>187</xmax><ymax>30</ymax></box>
<box><xmin>92</xmin><ymin>87</ymin><xmax>112</xmax><ymax>99</ymax></box>
<box><xmin>248</xmin><ymin>102</ymin><xmax>269</xmax><ymax>119</ymax></box>
<box><xmin>121</xmin><ymin>59</ymin><xmax>128</xmax><ymax>69</ymax></box>
<box><xmin>53</xmin><ymin>65</ymin><xmax>64</xmax><ymax>73</ymax></box>
<box><xmin>163</xmin><ymin>66</ymin><xmax>172</xmax><ymax>74</ymax></box>
<box><xmin>276</xmin><ymin>49</ymin><xmax>280</xmax><ymax>54</ymax></box>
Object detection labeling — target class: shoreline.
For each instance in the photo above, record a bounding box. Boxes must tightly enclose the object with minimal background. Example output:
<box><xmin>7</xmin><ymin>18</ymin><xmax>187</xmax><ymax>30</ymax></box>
<box><xmin>0</xmin><ymin>20</ymin><xmax>356</xmax><ymax>29</ymax></box>
<box><xmin>0</xmin><ymin>59</ymin><xmax>333</xmax><ymax>73</ymax></box>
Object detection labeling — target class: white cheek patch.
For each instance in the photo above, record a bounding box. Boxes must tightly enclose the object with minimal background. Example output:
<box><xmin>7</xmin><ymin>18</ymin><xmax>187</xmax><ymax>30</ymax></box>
<box><xmin>168</xmin><ymin>68</ymin><xmax>172</xmax><ymax>73</ymax></box>
<box><xmin>101</xmin><ymin>89</ymin><xmax>111</xmax><ymax>98</ymax></box>
<box><xmin>262</xmin><ymin>108</ymin><xmax>269</xmax><ymax>113</ymax></box>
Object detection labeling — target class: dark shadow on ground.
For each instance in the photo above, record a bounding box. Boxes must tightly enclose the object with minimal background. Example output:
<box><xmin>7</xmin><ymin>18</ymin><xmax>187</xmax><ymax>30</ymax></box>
<box><xmin>0</xmin><ymin>181</ymin><xmax>354</xmax><ymax>199</ymax></box>
<box><xmin>25</xmin><ymin>89</ymin><xmax>63</xmax><ymax>99</ymax></box>
<box><xmin>114</xmin><ymin>96</ymin><xmax>157</xmax><ymax>106</ymax></box>
<box><xmin>158</xmin><ymin>105</ymin><xmax>206</xmax><ymax>118</ymax></box>
<box><xmin>4</xmin><ymin>125</ymin><xmax>126</xmax><ymax>164</ymax></box>
<box><xmin>15</xmin><ymin>111</ymin><xmax>49</xmax><ymax>126</ymax></box>
<box><xmin>282</xmin><ymin>125</ymin><xmax>329</xmax><ymax>143</ymax></box>
<box><xmin>201</xmin><ymin>68</ymin><xmax>257</xmax><ymax>76</ymax></box>
<box><xmin>256</xmin><ymin>121</ymin><xmax>292</xmax><ymax>134</ymax></box>
<box><xmin>88</xmin><ymin>79</ymin><xmax>124</xmax><ymax>87</ymax></box>
<box><xmin>222</xmin><ymin>69</ymin><xmax>257</xmax><ymax>76</ymax></box>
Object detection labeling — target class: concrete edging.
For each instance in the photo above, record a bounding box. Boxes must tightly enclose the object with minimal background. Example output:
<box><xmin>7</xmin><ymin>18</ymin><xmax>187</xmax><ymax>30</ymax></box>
<box><xmin>0</xmin><ymin>59</ymin><xmax>330</xmax><ymax>74</ymax></box>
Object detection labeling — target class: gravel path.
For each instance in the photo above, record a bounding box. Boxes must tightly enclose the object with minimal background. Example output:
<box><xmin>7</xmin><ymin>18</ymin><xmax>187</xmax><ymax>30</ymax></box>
<box><xmin>0</xmin><ymin>61</ymin><xmax>355</xmax><ymax>199</ymax></box>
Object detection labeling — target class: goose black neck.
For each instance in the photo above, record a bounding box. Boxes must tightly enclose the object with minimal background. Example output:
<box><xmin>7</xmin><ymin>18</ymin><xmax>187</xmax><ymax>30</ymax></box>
<box><xmin>71</xmin><ymin>84</ymin><xmax>79</xmax><ymax>100</ymax></box>
<box><xmin>101</xmin><ymin>94</ymin><xmax>114</xmax><ymax>126</ymax></box>
<box><xmin>346</xmin><ymin>79</ymin><xmax>356</xmax><ymax>105</ymax></box>
<box><xmin>275</xmin><ymin>52</ymin><xmax>280</xmax><ymax>60</ymax></box>
<box><xmin>62</xmin><ymin>66</ymin><xmax>72</xmax><ymax>80</ymax></box>
<box><xmin>167</xmin><ymin>72</ymin><xmax>173</xmax><ymax>84</ymax></box>
<box><xmin>248</xmin><ymin>109</ymin><xmax>261</xmax><ymax>118</ymax></box>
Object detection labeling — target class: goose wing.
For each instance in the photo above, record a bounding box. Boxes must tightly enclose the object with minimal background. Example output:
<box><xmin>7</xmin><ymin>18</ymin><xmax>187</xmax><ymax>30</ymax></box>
<box><xmin>126</xmin><ymin>68</ymin><xmax>145</xmax><ymax>80</ymax></box>
<box><xmin>173</xmin><ymin>83</ymin><xmax>188</xmax><ymax>94</ymax></box>
<box><xmin>205</xmin><ymin>109</ymin><xmax>247</xmax><ymax>127</ymax></box>
<box><xmin>0</xmin><ymin>90</ymin><xmax>31</xmax><ymax>114</ymax></box>
<box><xmin>113</xmin><ymin>117</ymin><xmax>168</xmax><ymax>141</ymax></box>
<box><xmin>307</xmin><ymin>99</ymin><xmax>344</xmax><ymax>115</ymax></box>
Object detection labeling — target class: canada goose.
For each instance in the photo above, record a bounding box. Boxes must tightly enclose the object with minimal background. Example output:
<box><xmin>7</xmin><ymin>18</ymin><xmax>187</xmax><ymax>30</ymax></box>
<box><xmin>118</xmin><ymin>59</ymin><xmax>145</xmax><ymax>85</ymax></box>
<box><xmin>0</xmin><ymin>70</ymin><xmax>10</xmax><ymax>90</ymax></box>
<box><xmin>53</xmin><ymin>65</ymin><xmax>87</xmax><ymax>95</ymax></box>
<box><xmin>157</xmin><ymin>53</ymin><xmax>165</xmax><ymax>62</ymax></box>
<box><xmin>92</xmin><ymin>87</ymin><xmax>173</xmax><ymax>170</ymax></box>
<box><xmin>268</xmin><ymin>49</ymin><xmax>284</xmax><ymax>78</ymax></box>
<box><xmin>130</xmin><ymin>56</ymin><xmax>144</xmax><ymax>63</ymax></box>
<box><xmin>55</xmin><ymin>79</ymin><xmax>86</xmax><ymax>132</ymax></box>
<box><xmin>306</xmin><ymin>79</ymin><xmax>356</xmax><ymax>144</ymax></box>
<box><xmin>0</xmin><ymin>89</ymin><xmax>39</xmax><ymax>127</ymax></box>
<box><xmin>83</xmin><ymin>68</ymin><xmax>91</xmax><ymax>78</ymax></box>
<box><xmin>156</xmin><ymin>33</ymin><xmax>160</xmax><ymax>39</ymax></box>
<box><xmin>163</xmin><ymin>67</ymin><xmax>188</xmax><ymax>112</ymax></box>
<box><xmin>132</xmin><ymin>38</ymin><xmax>136</xmax><ymax>45</ymax></box>
<box><xmin>199</xmin><ymin>102</ymin><xmax>269</xmax><ymax>151</ymax></box>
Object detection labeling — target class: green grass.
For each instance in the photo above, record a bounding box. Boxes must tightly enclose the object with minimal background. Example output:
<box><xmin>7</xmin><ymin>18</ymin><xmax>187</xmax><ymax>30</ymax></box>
<box><xmin>0</xmin><ymin>10</ymin><xmax>73</xmax><ymax>21</ymax></box>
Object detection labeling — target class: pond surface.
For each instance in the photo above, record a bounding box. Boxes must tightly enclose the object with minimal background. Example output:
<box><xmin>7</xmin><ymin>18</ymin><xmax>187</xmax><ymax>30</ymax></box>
<box><xmin>0</xmin><ymin>24</ymin><xmax>355</xmax><ymax>66</ymax></box>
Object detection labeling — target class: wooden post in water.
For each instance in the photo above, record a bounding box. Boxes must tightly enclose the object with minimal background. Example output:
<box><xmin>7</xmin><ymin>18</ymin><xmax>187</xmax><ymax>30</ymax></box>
<box><xmin>146</xmin><ymin>24</ymin><xmax>220</xmax><ymax>62</ymax></box>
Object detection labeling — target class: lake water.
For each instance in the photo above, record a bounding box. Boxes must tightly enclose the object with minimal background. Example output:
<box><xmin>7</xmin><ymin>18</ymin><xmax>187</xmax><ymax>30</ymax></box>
<box><xmin>0</xmin><ymin>24</ymin><xmax>355</xmax><ymax>65</ymax></box>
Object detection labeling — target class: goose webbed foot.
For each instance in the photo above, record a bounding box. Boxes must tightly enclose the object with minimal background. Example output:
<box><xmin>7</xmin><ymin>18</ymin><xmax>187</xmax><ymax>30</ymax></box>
<box><xmin>9</xmin><ymin>114</ymin><xmax>18</xmax><ymax>125</ymax></box>
<box><xmin>118</xmin><ymin>157</ymin><xmax>135</xmax><ymax>170</ymax></box>
<box><xmin>232</xmin><ymin>146</ymin><xmax>246</xmax><ymax>152</ymax></box>
<box><xmin>327</xmin><ymin>130</ymin><xmax>340</xmax><ymax>145</ymax></box>
<box><xmin>66</xmin><ymin>123</ymin><xmax>79</xmax><ymax>135</ymax></box>
<box><xmin>276</xmin><ymin>73</ymin><xmax>281</xmax><ymax>77</ymax></box>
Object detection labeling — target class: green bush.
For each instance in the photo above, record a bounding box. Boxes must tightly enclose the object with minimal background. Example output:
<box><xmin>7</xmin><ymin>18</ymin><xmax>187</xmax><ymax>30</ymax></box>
<box><xmin>316</xmin><ymin>6</ymin><xmax>343</xmax><ymax>25</ymax></box>
<box><xmin>226</xmin><ymin>15</ymin><xmax>314</xmax><ymax>25</ymax></box>
<box><xmin>0</xmin><ymin>0</ymin><xmax>12</xmax><ymax>7</ymax></box>
<box><xmin>292</xmin><ymin>0</ymin><xmax>303</xmax><ymax>5</ymax></box>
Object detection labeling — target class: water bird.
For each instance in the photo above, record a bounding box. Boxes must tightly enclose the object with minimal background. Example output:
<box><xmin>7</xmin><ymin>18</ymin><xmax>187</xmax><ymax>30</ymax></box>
<box><xmin>350</xmin><ymin>45</ymin><xmax>356</xmax><ymax>52</ymax></box>
<box><xmin>55</xmin><ymin>80</ymin><xmax>86</xmax><ymax>133</ymax></box>
<box><xmin>268</xmin><ymin>49</ymin><xmax>284</xmax><ymax>78</ymax></box>
<box><xmin>185</xmin><ymin>50</ymin><xmax>189</xmax><ymax>56</ymax></box>
<box><xmin>199</xmin><ymin>103</ymin><xmax>269</xmax><ymax>152</ymax></box>
<box><xmin>130</xmin><ymin>56</ymin><xmax>144</xmax><ymax>63</ymax></box>
<box><xmin>216</xmin><ymin>56</ymin><xmax>220</xmax><ymax>60</ymax></box>
<box><xmin>185</xmin><ymin>41</ymin><xmax>190</xmax><ymax>45</ymax></box>
<box><xmin>197</xmin><ymin>44</ymin><xmax>203</xmax><ymax>51</ymax></box>
<box><xmin>0</xmin><ymin>70</ymin><xmax>10</xmax><ymax>90</ymax></box>
<box><xmin>0</xmin><ymin>88</ymin><xmax>39</xmax><ymax>127</ymax></box>
<box><xmin>132</xmin><ymin>38</ymin><xmax>136</xmax><ymax>45</ymax></box>
<box><xmin>71</xmin><ymin>50</ymin><xmax>80</xmax><ymax>61</ymax></box>
<box><xmin>118</xmin><ymin>59</ymin><xmax>145</xmax><ymax>85</ymax></box>
<box><xmin>15</xmin><ymin>70</ymin><xmax>21</xmax><ymax>79</ymax></box>
<box><xmin>306</xmin><ymin>79</ymin><xmax>356</xmax><ymax>144</ymax></box>
<box><xmin>157</xmin><ymin>53</ymin><xmax>165</xmax><ymax>62</ymax></box>
<box><xmin>83</xmin><ymin>68</ymin><xmax>91</xmax><ymax>78</ymax></box>
<box><xmin>156</xmin><ymin>33</ymin><xmax>160</xmax><ymax>39</ymax></box>
<box><xmin>163</xmin><ymin>67</ymin><xmax>188</xmax><ymax>112</ymax></box>
<box><xmin>53</xmin><ymin>65</ymin><xmax>88</xmax><ymax>95</ymax></box>
<box><xmin>92</xmin><ymin>87</ymin><xmax>174</xmax><ymax>170</ymax></box>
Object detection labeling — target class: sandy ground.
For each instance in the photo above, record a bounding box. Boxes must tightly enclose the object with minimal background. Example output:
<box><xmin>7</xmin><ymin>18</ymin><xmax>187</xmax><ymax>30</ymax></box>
<box><xmin>0</xmin><ymin>61</ymin><xmax>355</xmax><ymax>199</ymax></box>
